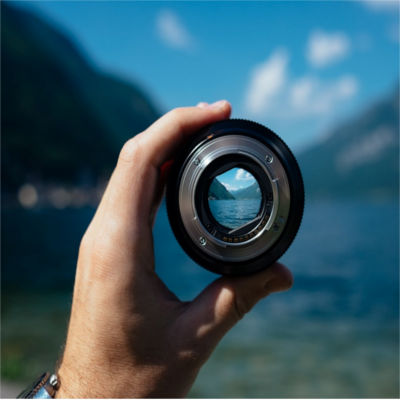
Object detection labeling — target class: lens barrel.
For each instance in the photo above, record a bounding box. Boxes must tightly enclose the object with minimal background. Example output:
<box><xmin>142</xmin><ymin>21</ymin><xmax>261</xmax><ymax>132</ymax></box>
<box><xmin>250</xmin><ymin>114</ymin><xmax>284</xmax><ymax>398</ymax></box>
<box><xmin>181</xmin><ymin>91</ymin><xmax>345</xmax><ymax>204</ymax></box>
<box><xmin>166</xmin><ymin>119</ymin><xmax>304</xmax><ymax>275</ymax></box>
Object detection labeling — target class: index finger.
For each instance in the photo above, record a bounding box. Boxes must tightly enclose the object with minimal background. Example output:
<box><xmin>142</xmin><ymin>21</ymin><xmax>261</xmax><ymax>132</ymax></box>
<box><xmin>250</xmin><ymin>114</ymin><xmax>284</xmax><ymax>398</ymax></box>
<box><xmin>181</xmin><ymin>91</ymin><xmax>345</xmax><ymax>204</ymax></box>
<box><xmin>97</xmin><ymin>101</ymin><xmax>231</xmax><ymax>225</ymax></box>
<box><xmin>136</xmin><ymin>100</ymin><xmax>231</xmax><ymax>168</ymax></box>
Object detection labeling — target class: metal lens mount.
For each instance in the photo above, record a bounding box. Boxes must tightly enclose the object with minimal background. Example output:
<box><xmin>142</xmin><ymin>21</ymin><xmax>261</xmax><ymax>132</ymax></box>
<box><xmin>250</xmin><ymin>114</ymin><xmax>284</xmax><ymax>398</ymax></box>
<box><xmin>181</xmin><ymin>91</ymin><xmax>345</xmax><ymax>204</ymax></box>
<box><xmin>166</xmin><ymin>119</ymin><xmax>304</xmax><ymax>275</ymax></box>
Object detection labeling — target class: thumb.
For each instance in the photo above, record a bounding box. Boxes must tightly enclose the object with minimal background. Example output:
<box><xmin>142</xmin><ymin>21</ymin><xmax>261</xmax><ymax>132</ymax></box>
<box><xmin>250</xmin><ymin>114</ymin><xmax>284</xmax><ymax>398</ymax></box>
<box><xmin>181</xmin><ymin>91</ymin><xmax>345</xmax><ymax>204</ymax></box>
<box><xmin>181</xmin><ymin>263</ymin><xmax>293</xmax><ymax>357</ymax></box>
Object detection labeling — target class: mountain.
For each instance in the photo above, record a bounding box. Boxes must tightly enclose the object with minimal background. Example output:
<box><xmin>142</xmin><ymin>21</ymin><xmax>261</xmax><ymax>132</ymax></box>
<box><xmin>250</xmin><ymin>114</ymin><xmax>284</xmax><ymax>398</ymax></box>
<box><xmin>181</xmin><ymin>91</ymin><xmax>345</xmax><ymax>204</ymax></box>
<box><xmin>232</xmin><ymin>182</ymin><xmax>261</xmax><ymax>199</ymax></box>
<box><xmin>1</xmin><ymin>2</ymin><xmax>159</xmax><ymax>192</ymax></box>
<box><xmin>208</xmin><ymin>178</ymin><xmax>235</xmax><ymax>200</ymax></box>
<box><xmin>298</xmin><ymin>87</ymin><xmax>399</xmax><ymax>199</ymax></box>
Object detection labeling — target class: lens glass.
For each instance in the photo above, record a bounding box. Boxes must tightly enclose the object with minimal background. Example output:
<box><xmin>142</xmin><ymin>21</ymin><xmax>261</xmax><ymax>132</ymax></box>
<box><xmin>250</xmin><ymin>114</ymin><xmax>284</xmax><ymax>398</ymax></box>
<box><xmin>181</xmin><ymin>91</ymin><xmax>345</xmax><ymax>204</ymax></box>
<box><xmin>208</xmin><ymin>167</ymin><xmax>262</xmax><ymax>229</ymax></box>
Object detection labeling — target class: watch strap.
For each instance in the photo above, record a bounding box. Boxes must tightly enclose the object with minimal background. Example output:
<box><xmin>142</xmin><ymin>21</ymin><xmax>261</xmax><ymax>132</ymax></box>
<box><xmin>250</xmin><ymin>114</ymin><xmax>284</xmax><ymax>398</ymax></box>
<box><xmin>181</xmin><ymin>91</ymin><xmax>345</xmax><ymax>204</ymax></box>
<box><xmin>18</xmin><ymin>372</ymin><xmax>59</xmax><ymax>399</ymax></box>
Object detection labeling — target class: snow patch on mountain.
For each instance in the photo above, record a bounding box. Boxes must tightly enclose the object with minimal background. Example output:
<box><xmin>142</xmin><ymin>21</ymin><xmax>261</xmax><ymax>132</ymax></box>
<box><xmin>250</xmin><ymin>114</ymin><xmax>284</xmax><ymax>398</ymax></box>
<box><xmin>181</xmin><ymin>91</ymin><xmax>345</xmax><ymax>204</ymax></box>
<box><xmin>336</xmin><ymin>127</ymin><xmax>396</xmax><ymax>173</ymax></box>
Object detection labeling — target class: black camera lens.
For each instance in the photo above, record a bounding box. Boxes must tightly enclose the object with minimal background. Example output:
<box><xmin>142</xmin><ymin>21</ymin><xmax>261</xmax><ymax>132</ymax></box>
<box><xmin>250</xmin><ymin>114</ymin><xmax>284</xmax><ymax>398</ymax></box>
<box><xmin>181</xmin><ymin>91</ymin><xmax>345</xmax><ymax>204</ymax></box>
<box><xmin>166</xmin><ymin>119</ymin><xmax>304</xmax><ymax>275</ymax></box>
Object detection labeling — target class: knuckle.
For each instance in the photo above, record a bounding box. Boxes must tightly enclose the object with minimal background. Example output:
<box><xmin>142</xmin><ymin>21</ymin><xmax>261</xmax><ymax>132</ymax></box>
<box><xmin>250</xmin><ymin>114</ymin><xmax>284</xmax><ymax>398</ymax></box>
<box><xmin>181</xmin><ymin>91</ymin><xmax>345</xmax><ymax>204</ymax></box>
<box><xmin>175</xmin><ymin>343</ymin><xmax>208</xmax><ymax>368</ymax></box>
<box><xmin>220</xmin><ymin>282</ymin><xmax>252</xmax><ymax>321</ymax></box>
<box><xmin>169</xmin><ymin>107</ymin><xmax>186</xmax><ymax>120</ymax></box>
<box><xmin>118</xmin><ymin>137</ymin><xmax>142</xmax><ymax>164</ymax></box>
<box><xmin>167</xmin><ymin>108</ymin><xmax>186</xmax><ymax>131</ymax></box>
<box><xmin>233</xmin><ymin>293</ymin><xmax>253</xmax><ymax>320</ymax></box>
<box><xmin>177</xmin><ymin>348</ymin><xmax>201</xmax><ymax>366</ymax></box>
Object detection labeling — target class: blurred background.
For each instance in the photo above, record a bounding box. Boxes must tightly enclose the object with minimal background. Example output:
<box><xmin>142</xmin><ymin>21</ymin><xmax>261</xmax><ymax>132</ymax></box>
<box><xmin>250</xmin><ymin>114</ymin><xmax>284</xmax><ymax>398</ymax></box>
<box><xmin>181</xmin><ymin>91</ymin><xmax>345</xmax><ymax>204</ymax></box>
<box><xmin>1</xmin><ymin>0</ymin><xmax>399</xmax><ymax>397</ymax></box>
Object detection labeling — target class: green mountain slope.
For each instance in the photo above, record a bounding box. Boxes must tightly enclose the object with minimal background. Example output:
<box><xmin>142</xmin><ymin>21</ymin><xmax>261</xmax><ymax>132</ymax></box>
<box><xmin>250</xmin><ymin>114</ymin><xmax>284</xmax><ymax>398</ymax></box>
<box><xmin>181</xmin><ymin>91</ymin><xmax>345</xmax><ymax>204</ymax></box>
<box><xmin>208</xmin><ymin>178</ymin><xmax>235</xmax><ymax>200</ymax></box>
<box><xmin>232</xmin><ymin>182</ymin><xmax>261</xmax><ymax>199</ymax></box>
<box><xmin>1</xmin><ymin>2</ymin><xmax>159</xmax><ymax>191</ymax></box>
<box><xmin>298</xmin><ymin>88</ymin><xmax>399</xmax><ymax>198</ymax></box>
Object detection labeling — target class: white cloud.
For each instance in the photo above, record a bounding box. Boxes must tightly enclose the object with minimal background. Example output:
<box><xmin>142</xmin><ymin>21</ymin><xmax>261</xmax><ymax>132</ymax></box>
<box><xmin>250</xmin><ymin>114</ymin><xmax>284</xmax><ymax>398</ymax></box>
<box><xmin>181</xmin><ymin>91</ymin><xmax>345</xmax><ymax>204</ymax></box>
<box><xmin>221</xmin><ymin>182</ymin><xmax>235</xmax><ymax>191</ymax></box>
<box><xmin>156</xmin><ymin>10</ymin><xmax>193</xmax><ymax>50</ymax></box>
<box><xmin>290</xmin><ymin>77</ymin><xmax>315</xmax><ymax>110</ymax></box>
<box><xmin>245</xmin><ymin>49</ymin><xmax>289</xmax><ymax>115</ymax></box>
<box><xmin>243</xmin><ymin>47</ymin><xmax>358</xmax><ymax>123</ymax></box>
<box><xmin>235</xmin><ymin>169</ymin><xmax>255</xmax><ymax>181</ymax></box>
<box><xmin>289</xmin><ymin>75</ymin><xmax>358</xmax><ymax>116</ymax></box>
<box><xmin>307</xmin><ymin>30</ymin><xmax>350</xmax><ymax>68</ymax></box>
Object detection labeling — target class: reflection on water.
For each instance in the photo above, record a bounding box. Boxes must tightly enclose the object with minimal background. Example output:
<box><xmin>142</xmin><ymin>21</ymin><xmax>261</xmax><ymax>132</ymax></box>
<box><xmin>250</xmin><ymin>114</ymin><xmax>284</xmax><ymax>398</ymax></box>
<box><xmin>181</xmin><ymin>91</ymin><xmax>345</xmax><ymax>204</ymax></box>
<box><xmin>209</xmin><ymin>199</ymin><xmax>260</xmax><ymax>229</ymax></box>
<box><xmin>1</xmin><ymin>200</ymin><xmax>399</xmax><ymax>397</ymax></box>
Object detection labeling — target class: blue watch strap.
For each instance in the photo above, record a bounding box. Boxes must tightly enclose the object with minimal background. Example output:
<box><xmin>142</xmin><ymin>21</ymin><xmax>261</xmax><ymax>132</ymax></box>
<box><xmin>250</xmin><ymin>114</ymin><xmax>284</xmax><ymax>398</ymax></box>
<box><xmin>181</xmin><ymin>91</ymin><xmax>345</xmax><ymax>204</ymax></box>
<box><xmin>18</xmin><ymin>373</ymin><xmax>59</xmax><ymax>399</ymax></box>
<box><xmin>31</xmin><ymin>386</ymin><xmax>52</xmax><ymax>399</ymax></box>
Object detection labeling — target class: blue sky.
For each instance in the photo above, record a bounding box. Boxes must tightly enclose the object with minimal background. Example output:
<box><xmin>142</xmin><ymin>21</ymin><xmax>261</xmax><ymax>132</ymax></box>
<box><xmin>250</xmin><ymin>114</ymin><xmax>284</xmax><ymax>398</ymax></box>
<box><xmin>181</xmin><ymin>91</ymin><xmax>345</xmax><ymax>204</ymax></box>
<box><xmin>16</xmin><ymin>0</ymin><xmax>399</xmax><ymax>150</ymax></box>
<box><xmin>216</xmin><ymin>168</ymin><xmax>257</xmax><ymax>191</ymax></box>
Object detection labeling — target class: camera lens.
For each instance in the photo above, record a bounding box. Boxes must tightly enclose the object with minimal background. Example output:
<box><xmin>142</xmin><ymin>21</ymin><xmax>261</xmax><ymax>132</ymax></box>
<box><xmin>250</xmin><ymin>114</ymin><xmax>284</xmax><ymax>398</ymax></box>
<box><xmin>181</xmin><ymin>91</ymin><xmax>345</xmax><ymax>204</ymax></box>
<box><xmin>166</xmin><ymin>119</ymin><xmax>304</xmax><ymax>275</ymax></box>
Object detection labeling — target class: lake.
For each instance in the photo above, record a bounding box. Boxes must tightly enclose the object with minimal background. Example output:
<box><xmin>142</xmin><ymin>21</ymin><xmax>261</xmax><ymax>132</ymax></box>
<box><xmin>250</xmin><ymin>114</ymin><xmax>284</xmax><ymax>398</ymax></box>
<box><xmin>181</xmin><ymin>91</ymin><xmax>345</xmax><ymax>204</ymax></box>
<box><xmin>208</xmin><ymin>199</ymin><xmax>260</xmax><ymax>228</ymax></box>
<box><xmin>1</xmin><ymin>199</ymin><xmax>399</xmax><ymax>397</ymax></box>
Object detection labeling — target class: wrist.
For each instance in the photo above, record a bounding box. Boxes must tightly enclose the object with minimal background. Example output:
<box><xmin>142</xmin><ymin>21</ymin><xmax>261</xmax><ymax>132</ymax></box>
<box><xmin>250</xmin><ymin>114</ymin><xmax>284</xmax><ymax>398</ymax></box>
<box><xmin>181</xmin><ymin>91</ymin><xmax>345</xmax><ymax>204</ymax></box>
<box><xmin>55</xmin><ymin>364</ymin><xmax>94</xmax><ymax>398</ymax></box>
<box><xmin>56</xmin><ymin>361</ymin><xmax>135</xmax><ymax>398</ymax></box>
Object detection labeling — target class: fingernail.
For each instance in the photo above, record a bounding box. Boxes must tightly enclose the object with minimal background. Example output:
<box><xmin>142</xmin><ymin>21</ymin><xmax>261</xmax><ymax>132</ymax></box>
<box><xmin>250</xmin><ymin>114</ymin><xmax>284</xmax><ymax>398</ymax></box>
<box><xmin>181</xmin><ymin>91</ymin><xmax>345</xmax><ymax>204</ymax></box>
<box><xmin>208</xmin><ymin>100</ymin><xmax>227</xmax><ymax>109</ymax></box>
<box><xmin>196</xmin><ymin>102</ymin><xmax>209</xmax><ymax>108</ymax></box>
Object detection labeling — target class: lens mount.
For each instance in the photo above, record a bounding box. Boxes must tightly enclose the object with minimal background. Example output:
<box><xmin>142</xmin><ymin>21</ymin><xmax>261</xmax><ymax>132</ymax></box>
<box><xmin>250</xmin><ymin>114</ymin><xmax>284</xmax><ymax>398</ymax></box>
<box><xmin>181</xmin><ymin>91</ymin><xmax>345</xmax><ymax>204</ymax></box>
<box><xmin>166</xmin><ymin>119</ymin><xmax>304</xmax><ymax>275</ymax></box>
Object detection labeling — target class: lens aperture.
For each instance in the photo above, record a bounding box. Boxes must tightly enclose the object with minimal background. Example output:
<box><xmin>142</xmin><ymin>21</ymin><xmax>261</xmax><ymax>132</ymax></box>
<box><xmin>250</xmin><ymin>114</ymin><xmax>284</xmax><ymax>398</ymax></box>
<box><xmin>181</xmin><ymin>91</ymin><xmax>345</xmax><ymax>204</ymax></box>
<box><xmin>208</xmin><ymin>167</ymin><xmax>261</xmax><ymax>230</ymax></box>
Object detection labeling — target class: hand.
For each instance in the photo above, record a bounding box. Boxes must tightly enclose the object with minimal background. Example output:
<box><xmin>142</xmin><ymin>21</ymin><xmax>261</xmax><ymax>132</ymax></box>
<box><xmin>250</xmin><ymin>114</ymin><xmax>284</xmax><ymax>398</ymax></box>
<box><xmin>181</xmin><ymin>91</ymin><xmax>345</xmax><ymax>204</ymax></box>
<box><xmin>56</xmin><ymin>101</ymin><xmax>293</xmax><ymax>398</ymax></box>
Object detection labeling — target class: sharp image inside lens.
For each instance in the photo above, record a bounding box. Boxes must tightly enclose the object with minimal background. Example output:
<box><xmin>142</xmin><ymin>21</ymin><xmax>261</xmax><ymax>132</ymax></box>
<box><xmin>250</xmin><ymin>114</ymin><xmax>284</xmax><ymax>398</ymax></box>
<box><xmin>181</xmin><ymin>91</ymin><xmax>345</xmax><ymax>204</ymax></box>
<box><xmin>208</xmin><ymin>167</ymin><xmax>262</xmax><ymax>230</ymax></box>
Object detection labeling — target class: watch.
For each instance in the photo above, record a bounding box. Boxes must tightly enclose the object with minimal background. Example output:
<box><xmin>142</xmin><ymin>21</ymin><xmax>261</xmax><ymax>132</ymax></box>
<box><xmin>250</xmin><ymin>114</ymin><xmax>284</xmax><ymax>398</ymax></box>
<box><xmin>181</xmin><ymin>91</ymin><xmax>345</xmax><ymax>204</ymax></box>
<box><xmin>17</xmin><ymin>372</ymin><xmax>60</xmax><ymax>399</ymax></box>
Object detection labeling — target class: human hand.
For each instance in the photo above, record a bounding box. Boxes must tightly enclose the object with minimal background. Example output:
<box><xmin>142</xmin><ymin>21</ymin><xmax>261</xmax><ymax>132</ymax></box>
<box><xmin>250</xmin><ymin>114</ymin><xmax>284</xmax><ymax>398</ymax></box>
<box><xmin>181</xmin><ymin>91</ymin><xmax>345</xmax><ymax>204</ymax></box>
<box><xmin>56</xmin><ymin>101</ymin><xmax>293</xmax><ymax>398</ymax></box>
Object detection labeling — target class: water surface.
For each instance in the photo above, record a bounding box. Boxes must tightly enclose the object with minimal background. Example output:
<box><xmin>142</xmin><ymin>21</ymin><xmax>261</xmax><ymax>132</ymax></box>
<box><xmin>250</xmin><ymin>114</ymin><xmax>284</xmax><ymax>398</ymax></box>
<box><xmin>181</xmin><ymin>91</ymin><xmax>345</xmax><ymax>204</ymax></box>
<box><xmin>208</xmin><ymin>199</ymin><xmax>260</xmax><ymax>228</ymax></box>
<box><xmin>2</xmin><ymin>199</ymin><xmax>399</xmax><ymax>397</ymax></box>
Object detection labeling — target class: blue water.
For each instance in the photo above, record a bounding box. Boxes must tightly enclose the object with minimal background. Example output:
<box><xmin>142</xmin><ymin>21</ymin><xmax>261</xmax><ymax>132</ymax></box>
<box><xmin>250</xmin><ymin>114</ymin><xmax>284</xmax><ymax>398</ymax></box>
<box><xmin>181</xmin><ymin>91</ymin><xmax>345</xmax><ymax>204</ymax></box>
<box><xmin>208</xmin><ymin>199</ymin><xmax>260</xmax><ymax>228</ymax></box>
<box><xmin>2</xmin><ymin>199</ymin><xmax>399</xmax><ymax>397</ymax></box>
